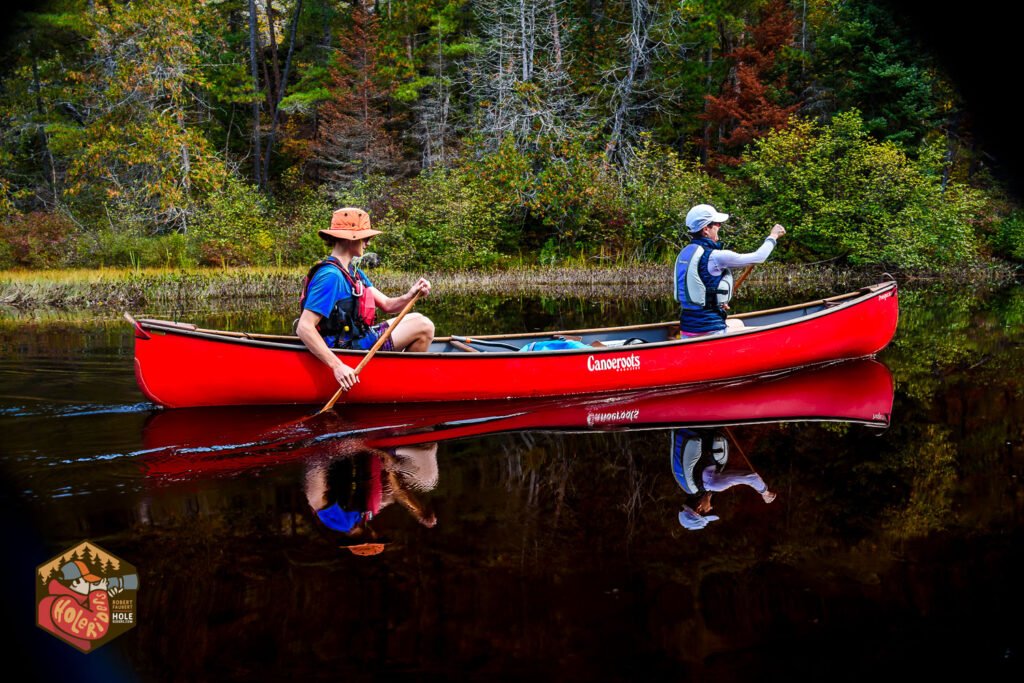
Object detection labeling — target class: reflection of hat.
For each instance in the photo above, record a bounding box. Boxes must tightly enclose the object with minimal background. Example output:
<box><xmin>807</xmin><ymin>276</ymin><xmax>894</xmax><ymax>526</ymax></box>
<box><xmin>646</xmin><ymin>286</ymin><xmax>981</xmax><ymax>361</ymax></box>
<box><xmin>346</xmin><ymin>543</ymin><xmax>388</xmax><ymax>556</ymax></box>
<box><xmin>60</xmin><ymin>560</ymin><xmax>101</xmax><ymax>582</ymax></box>
<box><xmin>678</xmin><ymin>505</ymin><xmax>719</xmax><ymax>531</ymax></box>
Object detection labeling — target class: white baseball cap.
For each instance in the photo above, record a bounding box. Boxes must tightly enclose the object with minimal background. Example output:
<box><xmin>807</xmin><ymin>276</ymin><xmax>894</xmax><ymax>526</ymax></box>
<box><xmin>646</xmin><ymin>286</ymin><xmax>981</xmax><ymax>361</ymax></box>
<box><xmin>678</xmin><ymin>505</ymin><xmax>720</xmax><ymax>530</ymax></box>
<box><xmin>685</xmin><ymin>204</ymin><xmax>729</xmax><ymax>233</ymax></box>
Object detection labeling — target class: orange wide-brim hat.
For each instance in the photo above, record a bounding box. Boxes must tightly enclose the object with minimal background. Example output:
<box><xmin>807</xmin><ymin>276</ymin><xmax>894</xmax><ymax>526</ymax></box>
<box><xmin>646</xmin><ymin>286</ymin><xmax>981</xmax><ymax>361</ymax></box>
<box><xmin>345</xmin><ymin>542</ymin><xmax>389</xmax><ymax>556</ymax></box>
<box><xmin>318</xmin><ymin>207</ymin><xmax>383</xmax><ymax>241</ymax></box>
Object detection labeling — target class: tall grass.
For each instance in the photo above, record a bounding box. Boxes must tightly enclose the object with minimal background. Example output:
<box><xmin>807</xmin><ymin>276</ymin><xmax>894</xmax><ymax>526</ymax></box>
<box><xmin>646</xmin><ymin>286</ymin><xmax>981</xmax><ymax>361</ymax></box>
<box><xmin>1</xmin><ymin>262</ymin><xmax>1017</xmax><ymax>314</ymax></box>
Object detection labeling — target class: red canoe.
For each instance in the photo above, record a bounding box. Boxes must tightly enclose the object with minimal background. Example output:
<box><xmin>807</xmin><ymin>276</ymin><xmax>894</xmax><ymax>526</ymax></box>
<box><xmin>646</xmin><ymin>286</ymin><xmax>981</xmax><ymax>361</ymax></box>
<box><xmin>139</xmin><ymin>359</ymin><xmax>894</xmax><ymax>479</ymax></box>
<box><xmin>128</xmin><ymin>281</ymin><xmax>898</xmax><ymax>408</ymax></box>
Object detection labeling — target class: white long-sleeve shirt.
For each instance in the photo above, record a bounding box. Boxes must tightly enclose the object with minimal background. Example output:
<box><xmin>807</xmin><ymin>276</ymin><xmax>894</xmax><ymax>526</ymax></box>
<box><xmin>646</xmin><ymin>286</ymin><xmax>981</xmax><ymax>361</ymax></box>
<box><xmin>707</xmin><ymin>237</ymin><xmax>777</xmax><ymax>276</ymax></box>
<box><xmin>702</xmin><ymin>467</ymin><xmax>768</xmax><ymax>493</ymax></box>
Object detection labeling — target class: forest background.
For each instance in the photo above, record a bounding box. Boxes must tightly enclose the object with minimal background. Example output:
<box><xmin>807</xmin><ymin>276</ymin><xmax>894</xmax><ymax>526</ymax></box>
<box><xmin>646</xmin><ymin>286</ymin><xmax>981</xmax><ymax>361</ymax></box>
<box><xmin>2</xmin><ymin>0</ymin><xmax>1023</xmax><ymax>273</ymax></box>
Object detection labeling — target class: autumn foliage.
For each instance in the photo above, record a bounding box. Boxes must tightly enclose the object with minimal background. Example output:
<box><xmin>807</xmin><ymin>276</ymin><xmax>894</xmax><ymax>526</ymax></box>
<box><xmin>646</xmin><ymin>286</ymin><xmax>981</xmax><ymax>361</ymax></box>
<box><xmin>314</xmin><ymin>4</ymin><xmax>402</xmax><ymax>187</ymax></box>
<box><xmin>700</xmin><ymin>0</ymin><xmax>799</xmax><ymax>169</ymax></box>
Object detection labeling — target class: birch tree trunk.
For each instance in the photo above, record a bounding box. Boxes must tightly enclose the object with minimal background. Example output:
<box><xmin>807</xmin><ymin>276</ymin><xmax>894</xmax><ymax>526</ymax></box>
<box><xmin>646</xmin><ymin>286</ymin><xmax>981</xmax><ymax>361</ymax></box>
<box><xmin>607</xmin><ymin>0</ymin><xmax>654</xmax><ymax>165</ymax></box>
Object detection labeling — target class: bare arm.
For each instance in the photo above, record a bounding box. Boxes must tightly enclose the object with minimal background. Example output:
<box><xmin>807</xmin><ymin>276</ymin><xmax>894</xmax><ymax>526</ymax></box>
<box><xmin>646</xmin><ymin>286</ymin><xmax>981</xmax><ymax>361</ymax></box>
<box><xmin>296</xmin><ymin>309</ymin><xmax>359</xmax><ymax>390</ymax></box>
<box><xmin>386</xmin><ymin>469</ymin><xmax>437</xmax><ymax>527</ymax></box>
<box><xmin>369</xmin><ymin>446</ymin><xmax>436</xmax><ymax>526</ymax></box>
<box><xmin>369</xmin><ymin>278</ymin><xmax>432</xmax><ymax>315</ymax></box>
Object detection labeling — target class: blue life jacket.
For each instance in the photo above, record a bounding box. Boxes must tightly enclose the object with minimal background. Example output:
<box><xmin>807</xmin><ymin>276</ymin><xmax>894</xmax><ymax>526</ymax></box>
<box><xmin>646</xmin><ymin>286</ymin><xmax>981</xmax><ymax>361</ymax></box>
<box><xmin>670</xmin><ymin>429</ymin><xmax>729</xmax><ymax>495</ymax></box>
<box><xmin>674</xmin><ymin>237</ymin><xmax>734</xmax><ymax>333</ymax></box>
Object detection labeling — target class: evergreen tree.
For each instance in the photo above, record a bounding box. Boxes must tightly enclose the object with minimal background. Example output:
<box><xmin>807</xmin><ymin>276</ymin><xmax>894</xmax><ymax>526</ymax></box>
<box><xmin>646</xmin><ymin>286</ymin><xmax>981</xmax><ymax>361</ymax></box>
<box><xmin>805</xmin><ymin>0</ymin><xmax>945</xmax><ymax>150</ymax></box>
<box><xmin>315</xmin><ymin>2</ymin><xmax>401</xmax><ymax>189</ymax></box>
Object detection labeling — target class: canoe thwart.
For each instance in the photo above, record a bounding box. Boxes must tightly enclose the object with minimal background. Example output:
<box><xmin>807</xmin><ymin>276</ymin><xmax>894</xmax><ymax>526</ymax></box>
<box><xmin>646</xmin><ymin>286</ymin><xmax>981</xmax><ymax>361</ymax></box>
<box><xmin>450</xmin><ymin>340</ymin><xmax>480</xmax><ymax>353</ymax></box>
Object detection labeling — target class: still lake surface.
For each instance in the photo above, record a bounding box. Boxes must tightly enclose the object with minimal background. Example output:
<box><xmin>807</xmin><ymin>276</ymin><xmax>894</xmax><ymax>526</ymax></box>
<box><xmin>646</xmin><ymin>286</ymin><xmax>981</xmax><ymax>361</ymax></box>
<box><xmin>2</xmin><ymin>282</ymin><xmax>1023</xmax><ymax>681</ymax></box>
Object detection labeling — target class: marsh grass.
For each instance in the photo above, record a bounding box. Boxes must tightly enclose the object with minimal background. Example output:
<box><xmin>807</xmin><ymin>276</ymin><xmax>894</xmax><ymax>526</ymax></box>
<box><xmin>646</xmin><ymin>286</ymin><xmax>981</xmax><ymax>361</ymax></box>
<box><xmin>1</xmin><ymin>261</ymin><xmax>1017</xmax><ymax>313</ymax></box>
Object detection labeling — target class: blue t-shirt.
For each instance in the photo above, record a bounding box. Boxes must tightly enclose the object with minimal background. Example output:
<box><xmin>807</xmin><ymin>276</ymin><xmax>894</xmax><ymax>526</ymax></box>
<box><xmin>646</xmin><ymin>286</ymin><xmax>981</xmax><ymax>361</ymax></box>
<box><xmin>316</xmin><ymin>502</ymin><xmax>364</xmax><ymax>532</ymax></box>
<box><xmin>304</xmin><ymin>262</ymin><xmax>373</xmax><ymax>347</ymax></box>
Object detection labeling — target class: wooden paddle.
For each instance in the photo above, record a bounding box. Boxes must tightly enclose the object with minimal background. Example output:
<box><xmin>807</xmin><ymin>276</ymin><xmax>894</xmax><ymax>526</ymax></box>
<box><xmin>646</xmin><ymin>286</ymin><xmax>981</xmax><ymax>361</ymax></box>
<box><xmin>317</xmin><ymin>291</ymin><xmax>422</xmax><ymax>415</ymax></box>
<box><xmin>723</xmin><ymin>426</ymin><xmax>776</xmax><ymax>502</ymax></box>
<box><xmin>733</xmin><ymin>264</ymin><xmax>755</xmax><ymax>293</ymax></box>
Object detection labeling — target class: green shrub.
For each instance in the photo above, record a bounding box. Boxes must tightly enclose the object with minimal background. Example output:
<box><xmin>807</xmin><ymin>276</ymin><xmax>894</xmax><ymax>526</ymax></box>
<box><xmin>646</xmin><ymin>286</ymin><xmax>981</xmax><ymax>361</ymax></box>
<box><xmin>737</xmin><ymin>110</ymin><xmax>984</xmax><ymax>267</ymax></box>
<box><xmin>268</xmin><ymin>173</ymin><xmax>400</xmax><ymax>266</ymax></box>
<box><xmin>269</xmin><ymin>188</ymin><xmax>335</xmax><ymax>266</ymax></box>
<box><xmin>0</xmin><ymin>242</ymin><xmax>12</xmax><ymax>270</ymax></box>
<box><xmin>620</xmin><ymin>135</ymin><xmax>732</xmax><ymax>258</ymax></box>
<box><xmin>190</xmin><ymin>176</ymin><xmax>271</xmax><ymax>266</ymax></box>
<box><xmin>993</xmin><ymin>212</ymin><xmax>1024</xmax><ymax>262</ymax></box>
<box><xmin>373</xmin><ymin>167</ymin><xmax>507</xmax><ymax>269</ymax></box>
<box><xmin>458</xmin><ymin>132</ymin><xmax>730</xmax><ymax>262</ymax></box>
<box><xmin>150</xmin><ymin>232</ymin><xmax>194</xmax><ymax>268</ymax></box>
<box><xmin>65</xmin><ymin>229</ymin><xmax>195</xmax><ymax>268</ymax></box>
<box><xmin>527</xmin><ymin>136</ymin><xmax>625</xmax><ymax>250</ymax></box>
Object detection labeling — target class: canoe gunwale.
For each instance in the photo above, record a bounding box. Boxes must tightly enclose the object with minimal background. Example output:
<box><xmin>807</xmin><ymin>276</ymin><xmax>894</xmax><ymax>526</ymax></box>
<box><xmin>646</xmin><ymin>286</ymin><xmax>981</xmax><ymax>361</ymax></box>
<box><xmin>134</xmin><ymin>281</ymin><xmax>895</xmax><ymax>359</ymax></box>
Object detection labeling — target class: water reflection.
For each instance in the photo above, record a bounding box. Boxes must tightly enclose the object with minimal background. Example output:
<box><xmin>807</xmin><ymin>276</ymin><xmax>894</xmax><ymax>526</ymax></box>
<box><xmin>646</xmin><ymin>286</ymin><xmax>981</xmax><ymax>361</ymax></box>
<box><xmin>134</xmin><ymin>359</ymin><xmax>892</xmax><ymax>553</ymax></box>
<box><xmin>672</xmin><ymin>429</ymin><xmax>776</xmax><ymax>530</ymax></box>
<box><xmin>304</xmin><ymin>443</ymin><xmax>439</xmax><ymax>555</ymax></box>
<box><xmin>6</xmin><ymin>285</ymin><xmax>1024</xmax><ymax>678</ymax></box>
<box><xmin>140</xmin><ymin>358</ymin><xmax>892</xmax><ymax>460</ymax></box>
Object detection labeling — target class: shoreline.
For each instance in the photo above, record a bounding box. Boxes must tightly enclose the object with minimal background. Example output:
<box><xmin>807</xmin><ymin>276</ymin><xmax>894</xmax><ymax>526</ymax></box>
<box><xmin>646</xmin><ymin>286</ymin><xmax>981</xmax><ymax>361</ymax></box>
<box><xmin>1</xmin><ymin>262</ymin><xmax>1019</xmax><ymax>315</ymax></box>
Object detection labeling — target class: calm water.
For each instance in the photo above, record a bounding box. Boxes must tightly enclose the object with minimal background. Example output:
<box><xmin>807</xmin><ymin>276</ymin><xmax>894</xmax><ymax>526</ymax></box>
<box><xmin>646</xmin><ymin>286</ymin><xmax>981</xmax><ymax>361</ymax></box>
<box><xmin>2</xmin><ymin>284</ymin><xmax>1023</xmax><ymax>681</ymax></box>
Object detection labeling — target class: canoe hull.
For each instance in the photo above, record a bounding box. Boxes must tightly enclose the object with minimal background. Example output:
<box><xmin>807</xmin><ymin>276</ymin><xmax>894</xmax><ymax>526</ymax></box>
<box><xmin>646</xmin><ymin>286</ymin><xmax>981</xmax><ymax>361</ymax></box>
<box><xmin>132</xmin><ymin>283</ymin><xmax>898</xmax><ymax>407</ymax></box>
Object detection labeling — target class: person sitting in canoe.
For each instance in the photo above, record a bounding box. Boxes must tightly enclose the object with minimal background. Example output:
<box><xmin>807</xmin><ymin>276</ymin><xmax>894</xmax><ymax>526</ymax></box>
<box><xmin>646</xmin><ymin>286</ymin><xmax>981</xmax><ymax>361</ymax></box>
<box><xmin>296</xmin><ymin>208</ymin><xmax>434</xmax><ymax>391</ymax></box>
<box><xmin>675</xmin><ymin>204</ymin><xmax>786</xmax><ymax>336</ymax></box>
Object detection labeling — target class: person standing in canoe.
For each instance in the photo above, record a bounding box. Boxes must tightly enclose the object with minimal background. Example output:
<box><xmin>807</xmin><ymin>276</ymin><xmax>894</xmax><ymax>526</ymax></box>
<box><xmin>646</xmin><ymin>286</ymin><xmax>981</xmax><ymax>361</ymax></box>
<box><xmin>296</xmin><ymin>208</ymin><xmax>434</xmax><ymax>391</ymax></box>
<box><xmin>675</xmin><ymin>204</ymin><xmax>786</xmax><ymax>336</ymax></box>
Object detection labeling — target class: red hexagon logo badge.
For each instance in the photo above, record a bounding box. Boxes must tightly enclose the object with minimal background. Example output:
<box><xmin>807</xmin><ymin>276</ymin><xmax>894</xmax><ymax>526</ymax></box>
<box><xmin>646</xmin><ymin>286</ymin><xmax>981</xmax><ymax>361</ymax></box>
<box><xmin>36</xmin><ymin>541</ymin><xmax>139</xmax><ymax>652</ymax></box>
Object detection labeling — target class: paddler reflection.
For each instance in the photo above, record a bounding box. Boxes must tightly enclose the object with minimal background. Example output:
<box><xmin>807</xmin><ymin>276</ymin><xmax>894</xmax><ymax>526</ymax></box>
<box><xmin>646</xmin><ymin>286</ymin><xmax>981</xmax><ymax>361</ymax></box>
<box><xmin>671</xmin><ymin>429</ymin><xmax>776</xmax><ymax>531</ymax></box>
<box><xmin>304</xmin><ymin>442</ymin><xmax>439</xmax><ymax>555</ymax></box>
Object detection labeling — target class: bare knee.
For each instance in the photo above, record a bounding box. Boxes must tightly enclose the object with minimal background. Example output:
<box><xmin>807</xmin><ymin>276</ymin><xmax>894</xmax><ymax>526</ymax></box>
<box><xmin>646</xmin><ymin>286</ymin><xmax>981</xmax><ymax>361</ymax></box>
<box><xmin>418</xmin><ymin>315</ymin><xmax>435</xmax><ymax>340</ymax></box>
<box><xmin>392</xmin><ymin>313</ymin><xmax>434</xmax><ymax>351</ymax></box>
<box><xmin>411</xmin><ymin>315</ymin><xmax>434</xmax><ymax>349</ymax></box>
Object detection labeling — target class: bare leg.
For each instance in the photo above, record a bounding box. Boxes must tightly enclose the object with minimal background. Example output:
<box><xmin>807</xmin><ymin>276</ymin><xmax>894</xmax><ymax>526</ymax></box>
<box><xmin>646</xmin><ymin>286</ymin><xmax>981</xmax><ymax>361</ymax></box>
<box><xmin>383</xmin><ymin>312</ymin><xmax>434</xmax><ymax>352</ymax></box>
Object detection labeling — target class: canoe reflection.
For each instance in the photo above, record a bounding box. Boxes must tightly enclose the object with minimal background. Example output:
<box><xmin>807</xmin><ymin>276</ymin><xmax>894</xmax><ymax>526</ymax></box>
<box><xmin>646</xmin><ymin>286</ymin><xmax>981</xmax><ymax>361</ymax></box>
<box><xmin>139</xmin><ymin>359</ymin><xmax>892</xmax><ymax>540</ymax></box>
<box><xmin>141</xmin><ymin>358</ymin><xmax>893</xmax><ymax>473</ymax></box>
